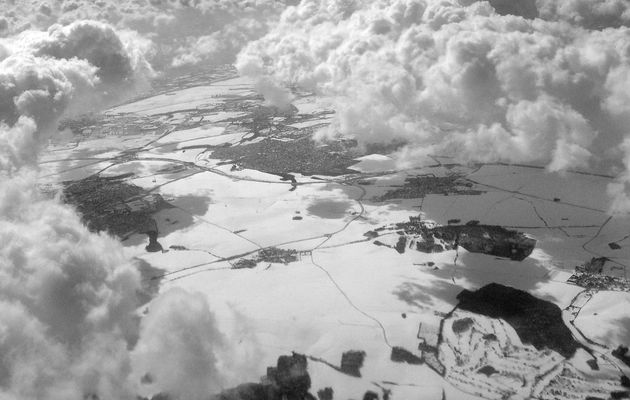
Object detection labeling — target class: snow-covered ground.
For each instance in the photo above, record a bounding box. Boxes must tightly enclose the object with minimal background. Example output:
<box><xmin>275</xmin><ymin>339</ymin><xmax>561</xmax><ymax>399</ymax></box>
<box><xmin>40</xmin><ymin>76</ymin><xmax>630</xmax><ymax>399</ymax></box>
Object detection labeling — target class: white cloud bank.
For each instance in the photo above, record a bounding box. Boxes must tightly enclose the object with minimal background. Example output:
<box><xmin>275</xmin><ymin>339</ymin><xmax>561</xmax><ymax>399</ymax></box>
<box><xmin>0</xmin><ymin>16</ymin><xmax>247</xmax><ymax>399</ymax></box>
<box><xmin>0</xmin><ymin>11</ymin><xmax>270</xmax><ymax>396</ymax></box>
<box><xmin>0</xmin><ymin>2</ymin><xmax>301</xmax><ymax>397</ymax></box>
<box><xmin>0</xmin><ymin>171</ymin><xmax>141</xmax><ymax>400</ymax></box>
<box><xmin>0</xmin><ymin>20</ymin><xmax>153</xmax><ymax>132</ymax></box>
<box><xmin>236</xmin><ymin>0</ymin><xmax>630</xmax><ymax>212</ymax></box>
<box><xmin>1</xmin><ymin>0</ymin><xmax>296</xmax><ymax>69</ymax></box>
<box><xmin>0</xmin><ymin>19</ymin><xmax>147</xmax><ymax>400</ymax></box>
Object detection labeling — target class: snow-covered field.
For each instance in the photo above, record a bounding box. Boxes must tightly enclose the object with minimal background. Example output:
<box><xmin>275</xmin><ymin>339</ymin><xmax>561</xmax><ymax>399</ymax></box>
<box><xmin>41</xmin><ymin>76</ymin><xmax>630</xmax><ymax>399</ymax></box>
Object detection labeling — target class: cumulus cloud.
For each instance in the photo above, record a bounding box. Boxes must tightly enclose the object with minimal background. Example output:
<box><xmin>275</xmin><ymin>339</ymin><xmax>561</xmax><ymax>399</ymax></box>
<box><xmin>0</xmin><ymin>17</ymin><xmax>149</xmax><ymax>400</ymax></box>
<box><xmin>132</xmin><ymin>289</ymin><xmax>265</xmax><ymax>399</ymax></box>
<box><xmin>0</xmin><ymin>169</ymin><xmax>142</xmax><ymax>400</ymax></box>
<box><xmin>132</xmin><ymin>289</ymin><xmax>227</xmax><ymax>400</ymax></box>
<box><xmin>170</xmin><ymin>16</ymin><xmax>273</xmax><ymax>68</ymax></box>
<box><xmin>0</xmin><ymin>20</ymin><xmax>153</xmax><ymax>131</ymax></box>
<box><xmin>237</xmin><ymin>0</ymin><xmax>630</xmax><ymax>212</ymax></box>
<box><xmin>32</xmin><ymin>21</ymin><xmax>141</xmax><ymax>83</ymax></box>
<box><xmin>608</xmin><ymin>137</ymin><xmax>630</xmax><ymax>213</ymax></box>
<box><xmin>537</xmin><ymin>0</ymin><xmax>630</xmax><ymax>29</ymax></box>
<box><xmin>1</xmin><ymin>0</ymin><xmax>295</xmax><ymax>70</ymax></box>
<box><xmin>0</xmin><ymin>117</ymin><xmax>38</xmax><ymax>172</ymax></box>
<box><xmin>0</xmin><ymin>54</ymin><xmax>97</xmax><ymax>128</ymax></box>
<box><xmin>0</xmin><ymin>35</ymin><xmax>146</xmax><ymax>390</ymax></box>
<box><xmin>0</xmin><ymin>167</ymin><xmax>251</xmax><ymax>399</ymax></box>
<box><xmin>0</xmin><ymin>5</ymin><xmax>278</xmax><ymax>398</ymax></box>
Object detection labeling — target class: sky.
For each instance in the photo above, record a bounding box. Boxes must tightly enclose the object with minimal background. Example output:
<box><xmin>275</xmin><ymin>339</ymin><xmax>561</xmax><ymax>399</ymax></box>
<box><xmin>0</xmin><ymin>1</ymin><xmax>629</xmax><ymax>399</ymax></box>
